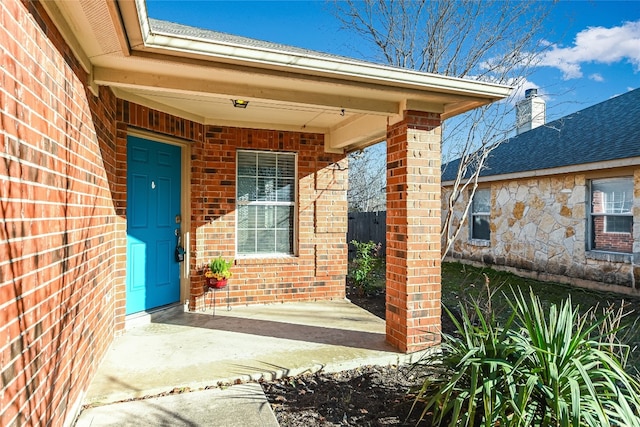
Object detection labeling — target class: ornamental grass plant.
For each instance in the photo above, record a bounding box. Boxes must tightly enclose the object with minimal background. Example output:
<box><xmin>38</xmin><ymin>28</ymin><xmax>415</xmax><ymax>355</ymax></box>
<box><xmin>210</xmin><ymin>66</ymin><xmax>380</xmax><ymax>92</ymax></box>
<box><xmin>410</xmin><ymin>286</ymin><xmax>640</xmax><ymax>427</ymax></box>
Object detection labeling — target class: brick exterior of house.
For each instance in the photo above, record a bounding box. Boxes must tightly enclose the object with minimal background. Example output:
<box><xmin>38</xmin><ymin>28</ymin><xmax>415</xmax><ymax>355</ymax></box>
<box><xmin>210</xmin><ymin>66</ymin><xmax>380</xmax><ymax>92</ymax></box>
<box><xmin>1</xmin><ymin>1</ymin><xmax>347</xmax><ymax>425</ymax></box>
<box><xmin>118</xmin><ymin>103</ymin><xmax>348</xmax><ymax>315</ymax></box>
<box><xmin>1</xmin><ymin>2</ymin><xmax>120</xmax><ymax>425</ymax></box>
<box><xmin>1</xmin><ymin>0</ymin><xmax>459</xmax><ymax>424</ymax></box>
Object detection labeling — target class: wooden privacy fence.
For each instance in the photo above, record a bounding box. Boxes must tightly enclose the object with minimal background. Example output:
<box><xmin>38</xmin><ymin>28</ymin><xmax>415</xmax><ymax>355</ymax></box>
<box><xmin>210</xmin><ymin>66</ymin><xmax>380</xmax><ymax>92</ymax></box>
<box><xmin>347</xmin><ymin>211</ymin><xmax>386</xmax><ymax>260</ymax></box>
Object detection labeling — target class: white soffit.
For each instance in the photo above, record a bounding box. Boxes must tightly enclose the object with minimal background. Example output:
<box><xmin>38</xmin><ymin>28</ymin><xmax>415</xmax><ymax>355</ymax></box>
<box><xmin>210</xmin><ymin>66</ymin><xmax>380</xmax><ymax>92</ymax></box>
<box><xmin>47</xmin><ymin>0</ymin><xmax>511</xmax><ymax>152</ymax></box>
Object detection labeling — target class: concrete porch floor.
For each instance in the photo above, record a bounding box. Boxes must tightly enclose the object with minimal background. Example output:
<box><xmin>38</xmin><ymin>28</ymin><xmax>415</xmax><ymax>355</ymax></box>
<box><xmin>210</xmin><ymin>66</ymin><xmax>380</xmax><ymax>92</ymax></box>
<box><xmin>83</xmin><ymin>300</ymin><xmax>429</xmax><ymax>406</ymax></box>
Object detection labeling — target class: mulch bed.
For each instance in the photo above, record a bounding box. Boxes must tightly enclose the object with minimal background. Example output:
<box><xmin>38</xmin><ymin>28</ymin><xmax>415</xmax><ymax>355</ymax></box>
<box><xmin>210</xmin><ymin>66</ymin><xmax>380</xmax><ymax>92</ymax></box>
<box><xmin>260</xmin><ymin>285</ymin><xmax>442</xmax><ymax>426</ymax></box>
<box><xmin>261</xmin><ymin>364</ymin><xmax>430</xmax><ymax>426</ymax></box>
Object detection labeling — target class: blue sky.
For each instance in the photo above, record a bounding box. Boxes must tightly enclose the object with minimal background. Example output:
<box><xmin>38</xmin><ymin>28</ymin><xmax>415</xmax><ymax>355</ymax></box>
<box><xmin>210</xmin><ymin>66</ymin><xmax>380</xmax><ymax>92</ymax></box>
<box><xmin>146</xmin><ymin>1</ymin><xmax>640</xmax><ymax>122</ymax></box>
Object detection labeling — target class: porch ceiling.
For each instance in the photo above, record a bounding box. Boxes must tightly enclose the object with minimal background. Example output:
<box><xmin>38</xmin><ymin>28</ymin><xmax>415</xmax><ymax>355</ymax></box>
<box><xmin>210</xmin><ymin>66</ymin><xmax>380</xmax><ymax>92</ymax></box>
<box><xmin>43</xmin><ymin>0</ymin><xmax>511</xmax><ymax>153</ymax></box>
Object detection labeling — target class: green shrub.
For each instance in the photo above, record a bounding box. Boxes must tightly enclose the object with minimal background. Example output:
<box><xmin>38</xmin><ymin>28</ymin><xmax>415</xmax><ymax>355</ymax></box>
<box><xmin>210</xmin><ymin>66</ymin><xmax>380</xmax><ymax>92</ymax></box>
<box><xmin>410</xmin><ymin>288</ymin><xmax>640</xmax><ymax>427</ymax></box>
<box><xmin>348</xmin><ymin>240</ymin><xmax>382</xmax><ymax>295</ymax></box>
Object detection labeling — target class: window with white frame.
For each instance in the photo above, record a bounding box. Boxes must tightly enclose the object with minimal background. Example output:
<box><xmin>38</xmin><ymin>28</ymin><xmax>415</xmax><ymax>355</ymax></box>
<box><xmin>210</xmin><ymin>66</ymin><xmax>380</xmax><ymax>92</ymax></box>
<box><xmin>589</xmin><ymin>177</ymin><xmax>633</xmax><ymax>253</ymax></box>
<box><xmin>236</xmin><ymin>150</ymin><xmax>296</xmax><ymax>256</ymax></box>
<box><xmin>470</xmin><ymin>188</ymin><xmax>491</xmax><ymax>241</ymax></box>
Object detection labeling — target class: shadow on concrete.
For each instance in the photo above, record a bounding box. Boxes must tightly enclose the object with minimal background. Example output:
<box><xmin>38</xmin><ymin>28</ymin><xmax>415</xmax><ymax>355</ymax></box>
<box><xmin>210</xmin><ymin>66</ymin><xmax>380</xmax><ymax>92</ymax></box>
<box><xmin>81</xmin><ymin>301</ymin><xmax>425</xmax><ymax>408</ymax></box>
<box><xmin>157</xmin><ymin>310</ymin><xmax>394</xmax><ymax>352</ymax></box>
<box><xmin>77</xmin><ymin>383</ymin><xmax>276</xmax><ymax>427</ymax></box>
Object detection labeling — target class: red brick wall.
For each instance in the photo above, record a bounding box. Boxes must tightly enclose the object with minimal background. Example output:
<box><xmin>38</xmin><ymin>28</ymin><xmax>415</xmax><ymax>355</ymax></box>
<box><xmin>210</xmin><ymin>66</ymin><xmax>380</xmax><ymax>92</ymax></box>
<box><xmin>117</xmin><ymin>106</ymin><xmax>348</xmax><ymax>310</ymax></box>
<box><xmin>1</xmin><ymin>1</ymin><xmax>121</xmax><ymax>425</ymax></box>
<box><xmin>0</xmin><ymin>0</ymin><xmax>347</xmax><ymax>423</ymax></box>
<box><xmin>591</xmin><ymin>191</ymin><xmax>633</xmax><ymax>253</ymax></box>
<box><xmin>592</xmin><ymin>217</ymin><xmax>633</xmax><ymax>253</ymax></box>
<box><xmin>193</xmin><ymin>127</ymin><xmax>348</xmax><ymax>309</ymax></box>
<box><xmin>386</xmin><ymin>111</ymin><xmax>442</xmax><ymax>353</ymax></box>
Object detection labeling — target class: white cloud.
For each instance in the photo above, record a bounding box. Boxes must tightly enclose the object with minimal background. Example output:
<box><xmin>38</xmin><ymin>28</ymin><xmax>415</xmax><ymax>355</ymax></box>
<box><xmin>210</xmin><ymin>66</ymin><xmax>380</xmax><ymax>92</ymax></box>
<box><xmin>589</xmin><ymin>73</ymin><xmax>604</xmax><ymax>82</ymax></box>
<box><xmin>539</xmin><ymin>20</ymin><xmax>640</xmax><ymax>79</ymax></box>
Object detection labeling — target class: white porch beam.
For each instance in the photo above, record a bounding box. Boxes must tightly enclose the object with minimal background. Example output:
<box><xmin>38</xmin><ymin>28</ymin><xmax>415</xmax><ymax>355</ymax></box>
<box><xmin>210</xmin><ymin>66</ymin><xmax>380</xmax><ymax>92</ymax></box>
<box><xmin>326</xmin><ymin>114</ymin><xmax>388</xmax><ymax>151</ymax></box>
<box><xmin>93</xmin><ymin>67</ymin><xmax>399</xmax><ymax>115</ymax></box>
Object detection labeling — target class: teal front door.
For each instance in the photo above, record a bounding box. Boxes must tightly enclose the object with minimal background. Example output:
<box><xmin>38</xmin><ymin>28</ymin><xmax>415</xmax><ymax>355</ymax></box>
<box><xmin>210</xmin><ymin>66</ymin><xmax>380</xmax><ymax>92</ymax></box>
<box><xmin>126</xmin><ymin>136</ymin><xmax>182</xmax><ymax>314</ymax></box>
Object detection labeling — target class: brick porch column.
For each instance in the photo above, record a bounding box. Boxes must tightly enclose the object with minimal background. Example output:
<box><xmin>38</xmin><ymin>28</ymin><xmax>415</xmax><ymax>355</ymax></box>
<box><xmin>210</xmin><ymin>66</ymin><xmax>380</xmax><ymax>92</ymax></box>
<box><xmin>386</xmin><ymin>110</ymin><xmax>442</xmax><ymax>353</ymax></box>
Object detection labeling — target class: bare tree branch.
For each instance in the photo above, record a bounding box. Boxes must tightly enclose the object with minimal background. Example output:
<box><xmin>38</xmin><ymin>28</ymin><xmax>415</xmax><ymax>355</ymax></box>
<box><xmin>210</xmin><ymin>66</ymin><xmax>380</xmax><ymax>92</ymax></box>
<box><xmin>348</xmin><ymin>144</ymin><xmax>386</xmax><ymax>212</ymax></box>
<box><xmin>332</xmin><ymin>0</ymin><xmax>555</xmax><ymax>259</ymax></box>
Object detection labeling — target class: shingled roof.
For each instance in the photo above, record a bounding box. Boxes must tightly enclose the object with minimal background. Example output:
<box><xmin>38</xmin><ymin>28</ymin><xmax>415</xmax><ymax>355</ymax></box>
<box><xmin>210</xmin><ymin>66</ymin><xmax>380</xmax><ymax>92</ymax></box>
<box><xmin>149</xmin><ymin>18</ymin><xmax>393</xmax><ymax>69</ymax></box>
<box><xmin>442</xmin><ymin>87</ymin><xmax>640</xmax><ymax>182</ymax></box>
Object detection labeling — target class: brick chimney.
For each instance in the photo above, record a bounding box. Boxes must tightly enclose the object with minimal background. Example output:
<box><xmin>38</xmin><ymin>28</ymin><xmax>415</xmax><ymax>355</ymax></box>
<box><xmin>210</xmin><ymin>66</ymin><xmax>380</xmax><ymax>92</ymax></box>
<box><xmin>516</xmin><ymin>88</ymin><xmax>546</xmax><ymax>135</ymax></box>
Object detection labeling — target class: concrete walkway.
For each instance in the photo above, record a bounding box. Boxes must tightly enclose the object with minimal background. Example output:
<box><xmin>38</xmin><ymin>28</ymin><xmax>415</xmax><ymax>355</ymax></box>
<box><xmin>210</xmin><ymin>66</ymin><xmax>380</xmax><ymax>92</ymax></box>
<box><xmin>75</xmin><ymin>383</ymin><xmax>277</xmax><ymax>427</ymax></box>
<box><xmin>75</xmin><ymin>300</ymin><xmax>429</xmax><ymax>426</ymax></box>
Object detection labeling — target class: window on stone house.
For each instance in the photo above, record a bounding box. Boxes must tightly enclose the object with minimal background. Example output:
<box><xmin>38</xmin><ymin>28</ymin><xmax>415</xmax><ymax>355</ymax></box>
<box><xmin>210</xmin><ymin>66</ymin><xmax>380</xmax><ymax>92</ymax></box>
<box><xmin>470</xmin><ymin>188</ymin><xmax>491</xmax><ymax>241</ymax></box>
<box><xmin>589</xmin><ymin>177</ymin><xmax>633</xmax><ymax>253</ymax></box>
<box><xmin>236</xmin><ymin>150</ymin><xmax>296</xmax><ymax>256</ymax></box>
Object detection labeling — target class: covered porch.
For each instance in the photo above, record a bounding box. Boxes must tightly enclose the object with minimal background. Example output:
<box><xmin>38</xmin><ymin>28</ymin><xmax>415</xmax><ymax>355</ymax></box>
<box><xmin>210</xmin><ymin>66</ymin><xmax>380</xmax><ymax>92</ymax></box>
<box><xmin>82</xmin><ymin>300</ymin><xmax>426</xmax><ymax>405</ymax></box>
<box><xmin>47</xmin><ymin>0</ymin><xmax>511</xmax><ymax>353</ymax></box>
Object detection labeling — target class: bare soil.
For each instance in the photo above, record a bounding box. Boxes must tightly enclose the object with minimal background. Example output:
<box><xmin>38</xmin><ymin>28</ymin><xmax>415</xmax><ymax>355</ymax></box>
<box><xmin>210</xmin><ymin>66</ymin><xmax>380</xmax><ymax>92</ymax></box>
<box><xmin>260</xmin><ymin>285</ymin><xmax>436</xmax><ymax>427</ymax></box>
<box><xmin>261</xmin><ymin>364</ymin><xmax>429</xmax><ymax>426</ymax></box>
<box><xmin>260</xmin><ymin>262</ymin><xmax>640</xmax><ymax>426</ymax></box>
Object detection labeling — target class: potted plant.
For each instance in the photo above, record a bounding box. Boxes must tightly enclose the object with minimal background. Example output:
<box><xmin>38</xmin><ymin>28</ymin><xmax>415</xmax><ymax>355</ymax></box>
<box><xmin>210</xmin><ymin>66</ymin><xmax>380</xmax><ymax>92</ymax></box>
<box><xmin>204</xmin><ymin>256</ymin><xmax>233</xmax><ymax>290</ymax></box>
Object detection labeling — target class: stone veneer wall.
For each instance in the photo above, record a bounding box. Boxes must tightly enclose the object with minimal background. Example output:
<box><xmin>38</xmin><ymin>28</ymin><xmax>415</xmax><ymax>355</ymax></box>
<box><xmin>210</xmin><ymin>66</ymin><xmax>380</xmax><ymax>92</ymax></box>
<box><xmin>443</xmin><ymin>169</ymin><xmax>640</xmax><ymax>294</ymax></box>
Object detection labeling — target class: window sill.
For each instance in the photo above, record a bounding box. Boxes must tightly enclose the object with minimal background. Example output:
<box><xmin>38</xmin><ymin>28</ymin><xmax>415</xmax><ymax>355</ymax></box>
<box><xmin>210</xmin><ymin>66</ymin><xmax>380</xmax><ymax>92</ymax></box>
<box><xmin>469</xmin><ymin>239</ymin><xmax>491</xmax><ymax>247</ymax></box>
<box><xmin>586</xmin><ymin>251</ymin><xmax>637</xmax><ymax>264</ymax></box>
<box><xmin>235</xmin><ymin>255</ymin><xmax>299</xmax><ymax>266</ymax></box>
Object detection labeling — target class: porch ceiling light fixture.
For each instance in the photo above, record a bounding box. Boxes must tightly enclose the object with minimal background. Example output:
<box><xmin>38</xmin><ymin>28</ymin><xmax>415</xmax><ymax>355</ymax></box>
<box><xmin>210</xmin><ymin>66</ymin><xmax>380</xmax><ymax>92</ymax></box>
<box><xmin>232</xmin><ymin>99</ymin><xmax>249</xmax><ymax>108</ymax></box>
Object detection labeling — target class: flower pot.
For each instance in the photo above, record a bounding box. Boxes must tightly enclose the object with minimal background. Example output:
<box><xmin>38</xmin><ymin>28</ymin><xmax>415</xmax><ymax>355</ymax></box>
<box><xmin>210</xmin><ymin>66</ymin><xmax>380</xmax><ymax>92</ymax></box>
<box><xmin>206</xmin><ymin>277</ymin><xmax>228</xmax><ymax>289</ymax></box>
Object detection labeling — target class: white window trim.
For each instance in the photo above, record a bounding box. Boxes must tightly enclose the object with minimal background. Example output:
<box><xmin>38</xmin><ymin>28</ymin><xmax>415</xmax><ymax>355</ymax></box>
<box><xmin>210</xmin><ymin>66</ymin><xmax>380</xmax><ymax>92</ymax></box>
<box><xmin>587</xmin><ymin>176</ymin><xmax>634</xmax><ymax>253</ymax></box>
<box><xmin>470</xmin><ymin>188</ymin><xmax>491</xmax><ymax>242</ymax></box>
<box><xmin>235</xmin><ymin>150</ymin><xmax>298</xmax><ymax>258</ymax></box>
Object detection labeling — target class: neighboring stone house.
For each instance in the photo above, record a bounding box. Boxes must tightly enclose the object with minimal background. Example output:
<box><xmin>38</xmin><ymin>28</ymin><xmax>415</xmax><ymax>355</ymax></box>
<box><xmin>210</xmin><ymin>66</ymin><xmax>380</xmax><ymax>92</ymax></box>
<box><xmin>0</xmin><ymin>1</ymin><xmax>510</xmax><ymax>425</ymax></box>
<box><xmin>442</xmin><ymin>88</ymin><xmax>640</xmax><ymax>295</ymax></box>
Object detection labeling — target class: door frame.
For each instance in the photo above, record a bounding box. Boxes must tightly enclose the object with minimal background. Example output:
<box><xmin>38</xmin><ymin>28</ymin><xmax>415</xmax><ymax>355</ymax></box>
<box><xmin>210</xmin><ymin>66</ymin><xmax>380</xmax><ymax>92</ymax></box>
<box><xmin>126</xmin><ymin>129</ymin><xmax>192</xmax><ymax>307</ymax></box>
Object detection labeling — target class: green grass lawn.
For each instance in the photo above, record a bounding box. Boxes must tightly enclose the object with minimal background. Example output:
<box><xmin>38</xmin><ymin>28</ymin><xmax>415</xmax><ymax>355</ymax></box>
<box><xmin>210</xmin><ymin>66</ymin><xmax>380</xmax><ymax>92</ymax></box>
<box><xmin>441</xmin><ymin>261</ymin><xmax>640</xmax><ymax>367</ymax></box>
<box><xmin>351</xmin><ymin>259</ymin><xmax>640</xmax><ymax>366</ymax></box>
<box><xmin>355</xmin><ymin>259</ymin><xmax>640</xmax><ymax>314</ymax></box>
<box><xmin>442</xmin><ymin>261</ymin><xmax>639</xmax><ymax>315</ymax></box>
